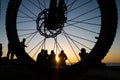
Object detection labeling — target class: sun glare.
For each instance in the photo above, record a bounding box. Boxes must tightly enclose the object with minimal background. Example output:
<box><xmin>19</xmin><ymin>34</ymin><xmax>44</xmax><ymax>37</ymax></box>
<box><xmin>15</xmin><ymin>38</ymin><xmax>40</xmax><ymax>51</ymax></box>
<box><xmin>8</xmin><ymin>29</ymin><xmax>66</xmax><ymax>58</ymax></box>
<box><xmin>56</xmin><ymin>55</ymin><xmax>59</xmax><ymax>63</ymax></box>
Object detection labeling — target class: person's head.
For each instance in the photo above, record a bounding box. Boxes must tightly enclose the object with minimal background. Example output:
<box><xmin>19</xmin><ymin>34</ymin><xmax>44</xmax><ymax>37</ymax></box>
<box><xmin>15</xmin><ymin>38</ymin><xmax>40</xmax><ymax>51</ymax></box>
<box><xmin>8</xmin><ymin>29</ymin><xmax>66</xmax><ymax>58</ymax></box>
<box><xmin>0</xmin><ymin>43</ymin><xmax>2</xmax><ymax>46</ymax></box>
<box><xmin>81</xmin><ymin>48</ymin><xmax>86</xmax><ymax>53</ymax></box>
<box><xmin>41</xmin><ymin>49</ymin><xmax>44</xmax><ymax>53</ymax></box>
<box><xmin>44</xmin><ymin>50</ymin><xmax>48</xmax><ymax>54</ymax></box>
<box><xmin>23</xmin><ymin>38</ymin><xmax>26</xmax><ymax>42</ymax></box>
<box><xmin>61</xmin><ymin>50</ymin><xmax>64</xmax><ymax>54</ymax></box>
<box><xmin>0</xmin><ymin>43</ymin><xmax>2</xmax><ymax>49</ymax></box>
<box><xmin>51</xmin><ymin>50</ymin><xmax>55</xmax><ymax>55</ymax></box>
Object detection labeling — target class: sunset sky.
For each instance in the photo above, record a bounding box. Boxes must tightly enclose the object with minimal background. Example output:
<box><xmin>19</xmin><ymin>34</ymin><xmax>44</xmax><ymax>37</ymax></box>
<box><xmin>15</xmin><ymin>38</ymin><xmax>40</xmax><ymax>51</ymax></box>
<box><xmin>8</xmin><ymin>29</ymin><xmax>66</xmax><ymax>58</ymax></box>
<box><xmin>0</xmin><ymin>0</ymin><xmax>120</xmax><ymax>64</ymax></box>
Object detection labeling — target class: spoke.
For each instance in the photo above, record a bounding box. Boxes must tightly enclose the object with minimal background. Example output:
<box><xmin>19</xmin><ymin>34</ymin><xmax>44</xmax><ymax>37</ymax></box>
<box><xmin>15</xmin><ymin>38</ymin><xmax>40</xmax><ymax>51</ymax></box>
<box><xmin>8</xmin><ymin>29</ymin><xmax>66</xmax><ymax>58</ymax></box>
<box><xmin>28</xmin><ymin>0</ymin><xmax>43</xmax><ymax>11</ymax></box>
<box><xmin>62</xmin><ymin>30</ymin><xmax>80</xmax><ymax>61</ymax></box>
<box><xmin>38</xmin><ymin>38</ymin><xmax>45</xmax><ymax>50</ymax></box>
<box><xmin>25</xmin><ymin>33</ymin><xmax>35</xmax><ymax>40</ymax></box>
<box><xmin>18</xmin><ymin>30</ymin><xmax>38</xmax><ymax>40</ymax></box>
<box><xmin>17</xmin><ymin>20</ymin><xmax>35</xmax><ymax>23</ymax></box>
<box><xmin>37</xmin><ymin>0</ymin><xmax>43</xmax><ymax>11</ymax></box>
<box><xmin>65</xmin><ymin>0</ymin><xmax>69</xmax><ymax>5</ymax></box>
<box><xmin>69</xmin><ymin>37</ymin><xmax>81</xmax><ymax>51</ymax></box>
<box><xmin>66</xmin><ymin>23</ymin><xmax>99</xmax><ymax>34</ymax></box>
<box><xmin>68</xmin><ymin>7</ymin><xmax>99</xmax><ymax>21</ymax></box>
<box><xmin>64</xmin><ymin>32</ymin><xmax>96</xmax><ymax>43</ymax></box>
<box><xmin>64</xmin><ymin>32</ymin><xmax>92</xmax><ymax>50</ymax></box>
<box><xmin>25</xmin><ymin>31</ymin><xmax>38</xmax><ymax>40</ymax></box>
<box><xmin>54</xmin><ymin>37</ymin><xmax>61</xmax><ymax>53</ymax></box>
<box><xmin>18</xmin><ymin>29</ymin><xmax>36</xmax><ymax>31</ymax></box>
<box><xmin>53</xmin><ymin>40</ymin><xmax>56</xmax><ymax>51</ymax></box>
<box><xmin>72</xmin><ymin>38</ymin><xmax>91</xmax><ymax>51</ymax></box>
<box><xmin>70</xmin><ymin>20</ymin><xmax>100</xmax><ymax>26</ymax></box>
<box><xmin>77</xmin><ymin>15</ymin><xmax>101</xmax><ymax>22</ymax></box>
<box><xmin>63</xmin><ymin>31</ymin><xmax>81</xmax><ymax>51</ymax></box>
<box><xmin>65</xmin><ymin>16</ymin><xmax>101</xmax><ymax>27</ymax></box>
<box><xmin>17</xmin><ymin>16</ymin><xmax>36</xmax><ymax>19</ymax></box>
<box><xmin>67</xmin><ymin>0</ymin><xmax>78</xmax><ymax>12</ymax></box>
<box><xmin>21</xmin><ymin>4</ymin><xmax>37</xmax><ymax>17</ymax></box>
<box><xmin>17</xmin><ymin>16</ymin><xmax>36</xmax><ymax>18</ymax></box>
<box><xmin>54</xmin><ymin>37</ymin><xmax>72</xmax><ymax>65</ymax></box>
<box><xmin>19</xmin><ymin>31</ymin><xmax>37</xmax><ymax>37</ymax></box>
<box><xmin>54</xmin><ymin>37</ymin><xmax>59</xmax><ymax>55</ymax></box>
<box><xmin>42</xmin><ymin>38</ymin><xmax>46</xmax><ymax>49</ymax></box>
<box><xmin>66</xmin><ymin>15</ymin><xmax>101</xmax><ymax>27</ymax></box>
<box><xmin>78</xmin><ymin>21</ymin><xmax>100</xmax><ymax>26</ymax></box>
<box><xmin>32</xmin><ymin>44</ymin><xmax>41</xmax><ymax>58</ymax></box>
<box><xmin>38</xmin><ymin>0</ymin><xmax>46</xmax><ymax>9</ymax></box>
<box><xmin>32</xmin><ymin>38</ymin><xmax>46</xmax><ymax>58</ymax></box>
<box><xmin>63</xmin><ymin>30</ymin><xmax>92</xmax><ymax>50</ymax></box>
<box><xmin>26</xmin><ymin>32</ymin><xmax>38</xmax><ymax>45</ymax></box>
<box><xmin>43</xmin><ymin>0</ymin><xmax>46</xmax><ymax>9</ymax></box>
<box><xmin>28</xmin><ymin>39</ymin><xmax>44</xmax><ymax>54</ymax></box>
<box><xmin>71</xmin><ymin>38</ymin><xmax>91</xmax><ymax>50</ymax></box>
<box><xmin>56</xmin><ymin>41</ymin><xmax>63</xmax><ymax>51</ymax></box>
<box><xmin>19</xmin><ymin>10</ymin><xmax>35</xmax><ymax>21</ymax></box>
<box><xmin>67</xmin><ymin>0</ymin><xmax>92</xmax><ymax>13</ymax></box>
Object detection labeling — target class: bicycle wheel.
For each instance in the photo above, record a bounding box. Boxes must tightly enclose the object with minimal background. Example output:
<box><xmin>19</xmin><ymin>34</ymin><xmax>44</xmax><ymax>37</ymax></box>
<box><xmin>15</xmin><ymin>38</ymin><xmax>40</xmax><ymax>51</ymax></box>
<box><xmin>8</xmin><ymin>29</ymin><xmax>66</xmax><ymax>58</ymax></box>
<box><xmin>6</xmin><ymin>0</ymin><xmax>117</xmax><ymax>65</ymax></box>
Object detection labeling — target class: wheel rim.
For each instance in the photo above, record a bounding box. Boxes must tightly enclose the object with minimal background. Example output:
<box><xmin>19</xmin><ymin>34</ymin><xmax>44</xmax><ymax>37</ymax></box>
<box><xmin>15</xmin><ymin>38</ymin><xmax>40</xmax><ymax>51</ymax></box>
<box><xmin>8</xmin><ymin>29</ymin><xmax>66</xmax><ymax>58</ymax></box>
<box><xmin>6</xmin><ymin>0</ymin><xmax>118</xmax><ymax>65</ymax></box>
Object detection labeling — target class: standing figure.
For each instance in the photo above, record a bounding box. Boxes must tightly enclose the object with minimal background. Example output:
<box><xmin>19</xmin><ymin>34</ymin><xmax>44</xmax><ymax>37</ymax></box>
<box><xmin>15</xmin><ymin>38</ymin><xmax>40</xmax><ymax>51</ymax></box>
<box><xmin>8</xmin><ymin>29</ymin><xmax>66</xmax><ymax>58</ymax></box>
<box><xmin>79</xmin><ymin>48</ymin><xmax>88</xmax><ymax>61</ymax></box>
<box><xmin>37</xmin><ymin>49</ymin><xmax>49</xmax><ymax>66</ymax></box>
<box><xmin>48</xmin><ymin>50</ymin><xmax>56</xmax><ymax>67</ymax></box>
<box><xmin>58</xmin><ymin>50</ymin><xmax>67</xmax><ymax>68</ymax></box>
<box><xmin>0</xmin><ymin>43</ymin><xmax>3</xmax><ymax>58</ymax></box>
<box><xmin>7</xmin><ymin>43</ymin><xmax>15</xmax><ymax>59</ymax></box>
<box><xmin>43</xmin><ymin>50</ymin><xmax>49</xmax><ymax>65</ymax></box>
<box><xmin>20</xmin><ymin>38</ymin><xmax>27</xmax><ymax>51</ymax></box>
<box><xmin>37</xmin><ymin>49</ymin><xmax>45</xmax><ymax>63</ymax></box>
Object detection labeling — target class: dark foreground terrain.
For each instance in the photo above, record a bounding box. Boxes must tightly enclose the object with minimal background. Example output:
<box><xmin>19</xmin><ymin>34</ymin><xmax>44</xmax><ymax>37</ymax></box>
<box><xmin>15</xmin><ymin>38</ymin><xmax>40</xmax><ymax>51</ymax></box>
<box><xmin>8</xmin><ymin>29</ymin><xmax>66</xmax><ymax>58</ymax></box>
<box><xmin>0</xmin><ymin>59</ymin><xmax>120</xmax><ymax>80</ymax></box>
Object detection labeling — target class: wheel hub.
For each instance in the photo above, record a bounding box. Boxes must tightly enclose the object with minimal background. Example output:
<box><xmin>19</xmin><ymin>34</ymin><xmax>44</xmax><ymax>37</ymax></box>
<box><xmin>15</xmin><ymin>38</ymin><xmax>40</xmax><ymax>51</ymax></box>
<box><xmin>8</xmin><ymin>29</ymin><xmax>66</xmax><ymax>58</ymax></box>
<box><xmin>36</xmin><ymin>9</ymin><xmax>65</xmax><ymax>38</ymax></box>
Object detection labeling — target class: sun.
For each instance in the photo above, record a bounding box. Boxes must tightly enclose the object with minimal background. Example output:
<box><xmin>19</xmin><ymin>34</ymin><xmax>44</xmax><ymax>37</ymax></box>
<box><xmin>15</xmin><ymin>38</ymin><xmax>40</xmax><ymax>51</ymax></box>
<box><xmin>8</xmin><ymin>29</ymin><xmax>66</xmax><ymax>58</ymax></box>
<box><xmin>56</xmin><ymin>55</ymin><xmax>59</xmax><ymax>63</ymax></box>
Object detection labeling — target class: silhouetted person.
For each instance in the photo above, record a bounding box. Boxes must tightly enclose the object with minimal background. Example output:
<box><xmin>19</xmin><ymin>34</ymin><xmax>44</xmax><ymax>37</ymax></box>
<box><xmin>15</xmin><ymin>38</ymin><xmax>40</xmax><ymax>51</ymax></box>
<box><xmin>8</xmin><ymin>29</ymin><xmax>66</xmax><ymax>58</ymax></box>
<box><xmin>7</xmin><ymin>43</ymin><xmax>15</xmax><ymax>59</ymax></box>
<box><xmin>37</xmin><ymin>49</ymin><xmax>49</xmax><ymax>66</ymax></box>
<box><xmin>20</xmin><ymin>38</ymin><xmax>27</xmax><ymax>51</ymax></box>
<box><xmin>79</xmin><ymin>48</ymin><xmax>88</xmax><ymax>61</ymax></box>
<box><xmin>42</xmin><ymin>50</ymin><xmax>49</xmax><ymax>66</ymax></box>
<box><xmin>0</xmin><ymin>43</ymin><xmax>3</xmax><ymax>58</ymax></box>
<box><xmin>48</xmin><ymin>50</ymin><xmax>56</xmax><ymax>67</ymax></box>
<box><xmin>37</xmin><ymin>49</ymin><xmax>44</xmax><ymax>63</ymax></box>
<box><xmin>58</xmin><ymin>50</ymin><xmax>67</xmax><ymax>68</ymax></box>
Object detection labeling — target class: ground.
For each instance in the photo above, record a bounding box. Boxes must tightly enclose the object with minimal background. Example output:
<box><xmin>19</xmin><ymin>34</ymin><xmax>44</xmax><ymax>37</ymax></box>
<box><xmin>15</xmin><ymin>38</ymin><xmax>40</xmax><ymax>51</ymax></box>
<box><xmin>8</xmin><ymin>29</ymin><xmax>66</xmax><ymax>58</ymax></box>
<box><xmin>0</xmin><ymin>64</ymin><xmax>120</xmax><ymax>80</ymax></box>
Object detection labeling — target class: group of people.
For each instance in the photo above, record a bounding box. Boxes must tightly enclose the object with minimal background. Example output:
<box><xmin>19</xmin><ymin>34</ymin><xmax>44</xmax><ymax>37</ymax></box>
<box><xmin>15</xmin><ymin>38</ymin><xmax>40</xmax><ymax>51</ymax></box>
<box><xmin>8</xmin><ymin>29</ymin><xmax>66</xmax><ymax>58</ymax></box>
<box><xmin>0</xmin><ymin>38</ymin><xmax>88</xmax><ymax>68</ymax></box>
<box><xmin>33</xmin><ymin>48</ymin><xmax>88</xmax><ymax>68</ymax></box>
<box><xmin>36</xmin><ymin>49</ymin><xmax>67</xmax><ymax>68</ymax></box>
<box><xmin>36</xmin><ymin>48</ymin><xmax>88</xmax><ymax>68</ymax></box>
